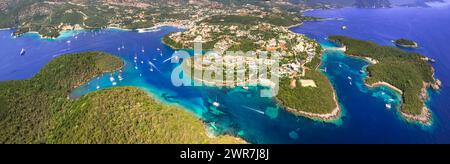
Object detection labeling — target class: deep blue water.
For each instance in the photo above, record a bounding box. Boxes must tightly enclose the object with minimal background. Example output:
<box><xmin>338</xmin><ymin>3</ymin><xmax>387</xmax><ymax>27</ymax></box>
<box><xmin>1</xmin><ymin>6</ymin><xmax>449</xmax><ymax>143</ymax></box>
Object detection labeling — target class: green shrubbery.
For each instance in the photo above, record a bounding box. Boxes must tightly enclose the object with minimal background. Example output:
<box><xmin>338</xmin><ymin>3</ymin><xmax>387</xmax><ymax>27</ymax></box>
<box><xmin>329</xmin><ymin>35</ymin><xmax>435</xmax><ymax>115</ymax></box>
<box><xmin>277</xmin><ymin>70</ymin><xmax>337</xmax><ymax>114</ymax></box>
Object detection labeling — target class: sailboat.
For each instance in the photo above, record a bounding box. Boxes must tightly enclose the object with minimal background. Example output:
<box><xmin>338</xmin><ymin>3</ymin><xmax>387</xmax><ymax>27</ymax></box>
<box><xmin>20</xmin><ymin>48</ymin><xmax>26</xmax><ymax>56</ymax></box>
<box><xmin>141</xmin><ymin>47</ymin><xmax>145</xmax><ymax>53</ymax></box>
<box><xmin>109</xmin><ymin>75</ymin><xmax>115</xmax><ymax>82</ymax></box>
<box><xmin>212</xmin><ymin>96</ymin><xmax>220</xmax><ymax>107</ymax></box>
<box><xmin>385</xmin><ymin>103</ymin><xmax>392</xmax><ymax>109</ymax></box>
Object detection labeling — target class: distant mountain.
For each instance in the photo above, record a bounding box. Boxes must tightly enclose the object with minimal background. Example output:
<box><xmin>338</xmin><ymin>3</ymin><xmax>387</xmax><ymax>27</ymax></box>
<box><xmin>289</xmin><ymin>0</ymin><xmax>447</xmax><ymax>8</ymax></box>
<box><xmin>390</xmin><ymin>0</ymin><xmax>446</xmax><ymax>7</ymax></box>
<box><xmin>354</xmin><ymin>0</ymin><xmax>391</xmax><ymax>8</ymax></box>
<box><xmin>288</xmin><ymin>0</ymin><xmax>390</xmax><ymax>8</ymax></box>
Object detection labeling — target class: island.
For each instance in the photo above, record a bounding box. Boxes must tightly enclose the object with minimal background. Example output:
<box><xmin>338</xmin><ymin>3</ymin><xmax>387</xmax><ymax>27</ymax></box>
<box><xmin>394</xmin><ymin>38</ymin><xmax>419</xmax><ymax>48</ymax></box>
<box><xmin>164</xmin><ymin>14</ymin><xmax>340</xmax><ymax>121</ymax></box>
<box><xmin>0</xmin><ymin>52</ymin><xmax>245</xmax><ymax>144</ymax></box>
<box><xmin>328</xmin><ymin>35</ymin><xmax>441</xmax><ymax>125</ymax></box>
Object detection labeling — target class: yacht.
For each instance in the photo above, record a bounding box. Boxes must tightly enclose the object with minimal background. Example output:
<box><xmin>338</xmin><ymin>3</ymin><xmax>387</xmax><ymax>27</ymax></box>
<box><xmin>20</xmin><ymin>48</ymin><xmax>26</xmax><ymax>56</ymax></box>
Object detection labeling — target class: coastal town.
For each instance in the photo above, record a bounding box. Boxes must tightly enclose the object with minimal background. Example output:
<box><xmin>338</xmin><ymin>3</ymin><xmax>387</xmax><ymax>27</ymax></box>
<box><xmin>166</xmin><ymin>22</ymin><xmax>320</xmax><ymax>86</ymax></box>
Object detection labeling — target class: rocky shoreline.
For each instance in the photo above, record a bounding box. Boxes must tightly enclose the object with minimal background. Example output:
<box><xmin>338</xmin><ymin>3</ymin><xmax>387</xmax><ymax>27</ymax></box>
<box><xmin>283</xmin><ymin>88</ymin><xmax>341</xmax><ymax>122</ymax></box>
<box><xmin>333</xmin><ymin>38</ymin><xmax>441</xmax><ymax>126</ymax></box>
<box><xmin>366</xmin><ymin>80</ymin><xmax>441</xmax><ymax>125</ymax></box>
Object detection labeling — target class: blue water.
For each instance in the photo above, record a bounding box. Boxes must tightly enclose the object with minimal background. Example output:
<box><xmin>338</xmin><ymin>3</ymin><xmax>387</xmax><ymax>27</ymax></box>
<box><xmin>1</xmin><ymin>6</ymin><xmax>450</xmax><ymax>143</ymax></box>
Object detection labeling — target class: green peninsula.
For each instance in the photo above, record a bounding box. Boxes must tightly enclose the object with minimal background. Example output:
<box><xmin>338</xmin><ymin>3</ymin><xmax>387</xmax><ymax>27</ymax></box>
<box><xmin>328</xmin><ymin>35</ymin><xmax>441</xmax><ymax>125</ymax></box>
<box><xmin>0</xmin><ymin>52</ymin><xmax>244</xmax><ymax>144</ymax></box>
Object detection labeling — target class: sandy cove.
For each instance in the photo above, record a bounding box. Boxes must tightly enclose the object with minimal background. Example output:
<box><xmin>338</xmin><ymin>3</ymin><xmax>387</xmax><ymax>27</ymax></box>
<box><xmin>366</xmin><ymin>81</ymin><xmax>403</xmax><ymax>95</ymax></box>
<box><xmin>365</xmin><ymin>81</ymin><xmax>435</xmax><ymax>125</ymax></box>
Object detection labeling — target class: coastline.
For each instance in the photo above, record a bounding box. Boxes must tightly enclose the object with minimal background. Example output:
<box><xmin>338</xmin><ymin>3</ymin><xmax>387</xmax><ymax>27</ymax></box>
<box><xmin>283</xmin><ymin>88</ymin><xmax>341</xmax><ymax>122</ymax></box>
<box><xmin>335</xmin><ymin>43</ymin><xmax>435</xmax><ymax>125</ymax></box>
<box><xmin>366</xmin><ymin>81</ymin><xmax>403</xmax><ymax>95</ymax></box>
<box><xmin>180</xmin><ymin>53</ymin><xmax>341</xmax><ymax>122</ymax></box>
<box><xmin>65</xmin><ymin>53</ymin><xmax>248</xmax><ymax>143</ymax></box>
<box><xmin>11</xmin><ymin>22</ymin><xmax>187</xmax><ymax>40</ymax></box>
<box><xmin>364</xmin><ymin>80</ymin><xmax>433</xmax><ymax>125</ymax></box>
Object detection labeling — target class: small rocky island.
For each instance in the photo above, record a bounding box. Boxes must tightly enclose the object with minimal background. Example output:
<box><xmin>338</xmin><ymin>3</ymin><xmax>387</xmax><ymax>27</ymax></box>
<box><xmin>393</xmin><ymin>38</ymin><xmax>418</xmax><ymax>48</ymax></box>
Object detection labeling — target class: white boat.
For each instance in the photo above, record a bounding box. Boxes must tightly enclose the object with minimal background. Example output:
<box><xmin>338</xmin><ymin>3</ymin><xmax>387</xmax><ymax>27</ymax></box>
<box><xmin>109</xmin><ymin>76</ymin><xmax>115</xmax><ymax>82</ymax></box>
<box><xmin>141</xmin><ymin>48</ymin><xmax>145</xmax><ymax>53</ymax></box>
<box><xmin>156</xmin><ymin>48</ymin><xmax>160</xmax><ymax>51</ymax></box>
<box><xmin>385</xmin><ymin>104</ymin><xmax>392</xmax><ymax>109</ymax></box>
<box><xmin>160</xmin><ymin>52</ymin><xmax>163</xmax><ymax>56</ymax></box>
<box><xmin>150</xmin><ymin>68</ymin><xmax>153</xmax><ymax>72</ymax></box>
<box><xmin>135</xmin><ymin>66</ymin><xmax>138</xmax><ymax>70</ymax></box>
<box><xmin>349</xmin><ymin>81</ymin><xmax>352</xmax><ymax>85</ymax></box>
<box><xmin>66</xmin><ymin>40</ymin><xmax>71</xmax><ymax>44</ymax></box>
<box><xmin>118</xmin><ymin>75</ymin><xmax>123</xmax><ymax>81</ymax></box>
<box><xmin>347</xmin><ymin>76</ymin><xmax>352</xmax><ymax>80</ymax></box>
<box><xmin>339</xmin><ymin>64</ymin><xmax>342</xmax><ymax>68</ymax></box>
<box><xmin>96</xmin><ymin>85</ymin><xmax>100</xmax><ymax>89</ymax></box>
<box><xmin>20</xmin><ymin>48</ymin><xmax>26</xmax><ymax>56</ymax></box>
<box><xmin>134</xmin><ymin>56</ymin><xmax>138</xmax><ymax>60</ymax></box>
<box><xmin>213</xmin><ymin>102</ymin><xmax>220</xmax><ymax>107</ymax></box>
<box><xmin>112</xmin><ymin>82</ymin><xmax>117</xmax><ymax>86</ymax></box>
<box><xmin>243</xmin><ymin>86</ymin><xmax>249</xmax><ymax>90</ymax></box>
<box><xmin>139</xmin><ymin>74</ymin><xmax>142</xmax><ymax>77</ymax></box>
<box><xmin>140</xmin><ymin>61</ymin><xmax>144</xmax><ymax>64</ymax></box>
<box><xmin>117</xmin><ymin>47</ymin><xmax>121</xmax><ymax>51</ymax></box>
<box><xmin>341</xmin><ymin>26</ymin><xmax>347</xmax><ymax>30</ymax></box>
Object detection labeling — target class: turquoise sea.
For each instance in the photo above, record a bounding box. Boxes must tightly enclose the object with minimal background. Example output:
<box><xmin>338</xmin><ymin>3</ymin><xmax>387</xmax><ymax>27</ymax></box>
<box><xmin>1</xmin><ymin>6</ymin><xmax>449</xmax><ymax>143</ymax></box>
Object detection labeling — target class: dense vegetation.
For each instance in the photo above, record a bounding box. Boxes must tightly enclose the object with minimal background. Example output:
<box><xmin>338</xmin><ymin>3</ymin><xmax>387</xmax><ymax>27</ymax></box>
<box><xmin>203</xmin><ymin>14</ymin><xmax>302</xmax><ymax>27</ymax></box>
<box><xmin>47</xmin><ymin>87</ymin><xmax>244</xmax><ymax>144</ymax></box>
<box><xmin>0</xmin><ymin>52</ymin><xmax>243</xmax><ymax>144</ymax></box>
<box><xmin>277</xmin><ymin>70</ymin><xmax>337</xmax><ymax>114</ymax></box>
<box><xmin>394</xmin><ymin>38</ymin><xmax>418</xmax><ymax>48</ymax></box>
<box><xmin>329</xmin><ymin>35</ymin><xmax>435</xmax><ymax>115</ymax></box>
<box><xmin>162</xmin><ymin>33</ymin><xmax>184</xmax><ymax>49</ymax></box>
